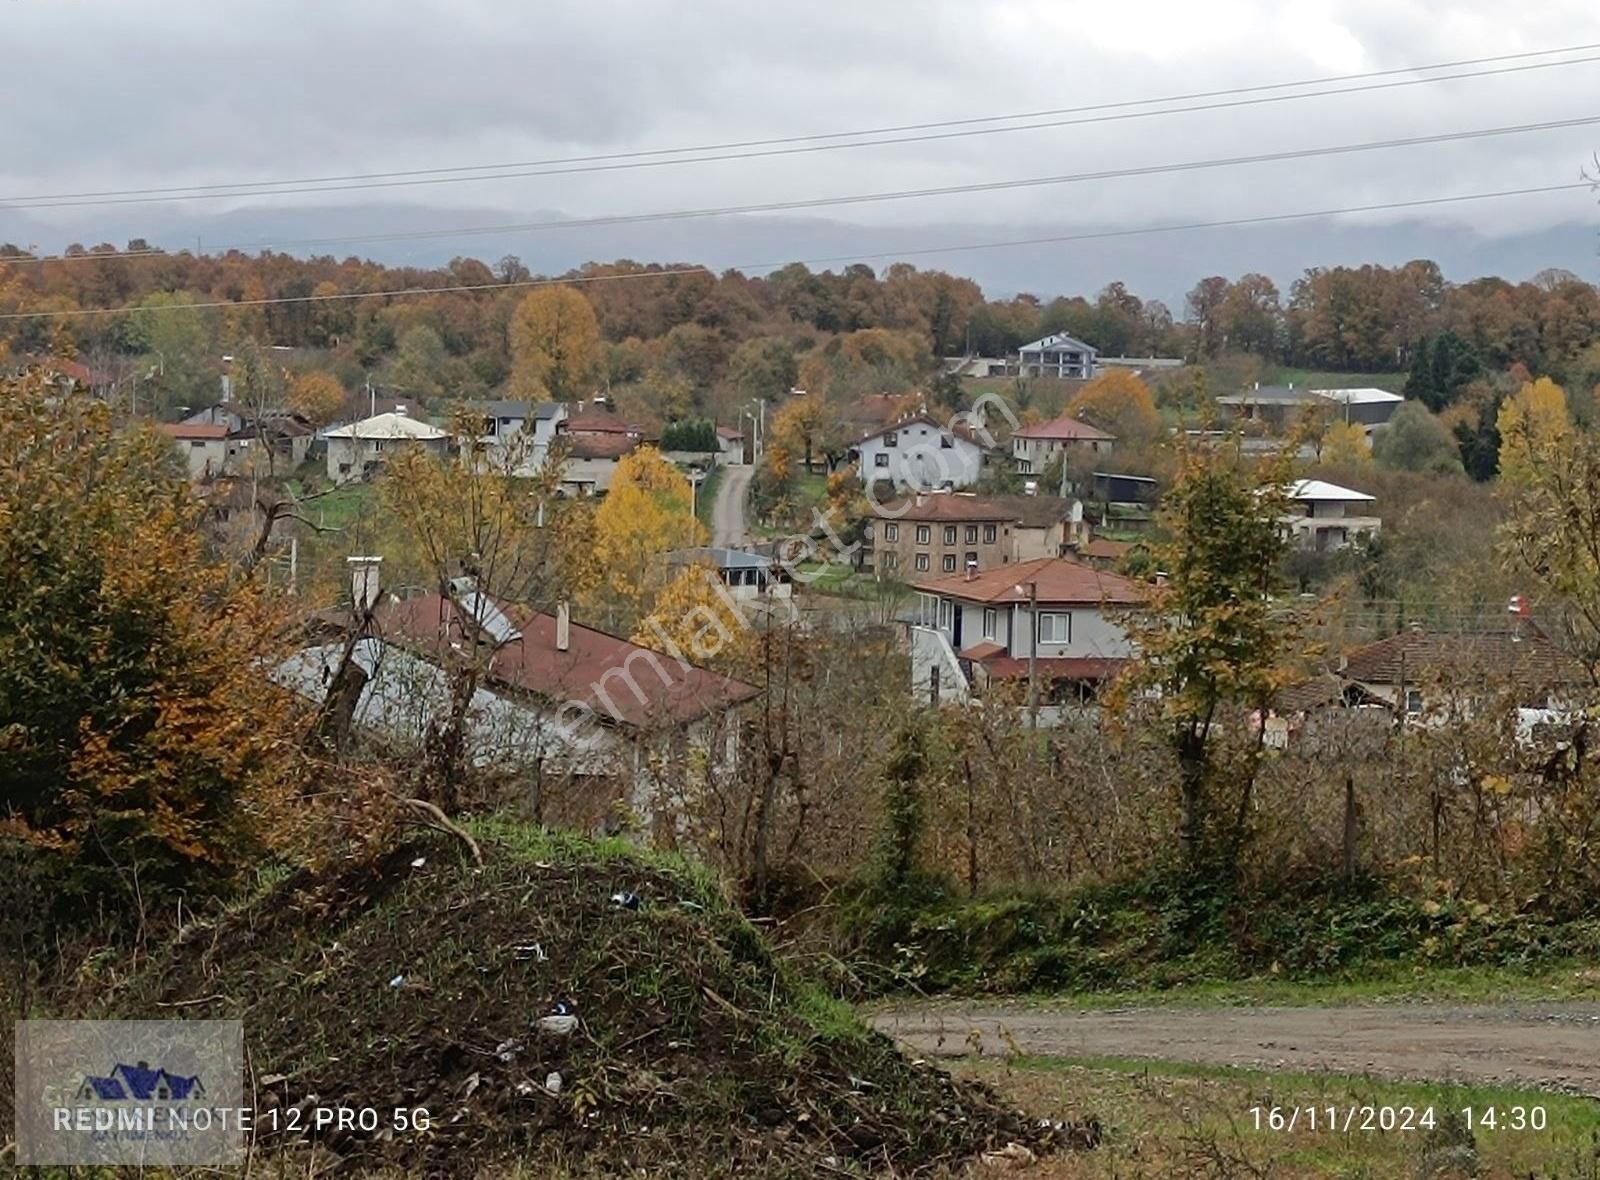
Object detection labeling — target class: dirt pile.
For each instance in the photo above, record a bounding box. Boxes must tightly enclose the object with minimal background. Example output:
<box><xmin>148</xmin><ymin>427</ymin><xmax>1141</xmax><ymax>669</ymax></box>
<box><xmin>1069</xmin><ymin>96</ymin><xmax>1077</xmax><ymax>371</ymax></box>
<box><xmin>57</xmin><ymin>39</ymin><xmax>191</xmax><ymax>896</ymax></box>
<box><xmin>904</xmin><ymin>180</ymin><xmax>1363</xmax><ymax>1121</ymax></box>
<box><xmin>109</xmin><ymin>819</ymin><xmax>1095</xmax><ymax>1176</ymax></box>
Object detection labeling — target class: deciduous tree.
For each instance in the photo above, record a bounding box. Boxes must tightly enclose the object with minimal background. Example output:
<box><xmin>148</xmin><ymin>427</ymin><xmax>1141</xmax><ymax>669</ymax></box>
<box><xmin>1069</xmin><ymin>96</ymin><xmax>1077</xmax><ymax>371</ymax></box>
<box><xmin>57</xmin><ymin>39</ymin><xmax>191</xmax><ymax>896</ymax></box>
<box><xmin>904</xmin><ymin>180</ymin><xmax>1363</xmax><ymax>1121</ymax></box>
<box><xmin>509</xmin><ymin>286</ymin><xmax>602</xmax><ymax>401</ymax></box>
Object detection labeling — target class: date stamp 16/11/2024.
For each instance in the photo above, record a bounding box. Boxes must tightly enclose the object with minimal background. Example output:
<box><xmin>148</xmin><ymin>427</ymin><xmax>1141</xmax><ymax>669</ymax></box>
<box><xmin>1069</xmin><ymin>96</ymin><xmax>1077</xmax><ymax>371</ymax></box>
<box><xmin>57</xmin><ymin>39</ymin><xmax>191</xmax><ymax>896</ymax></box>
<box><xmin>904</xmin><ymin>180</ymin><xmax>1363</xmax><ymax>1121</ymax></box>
<box><xmin>1250</xmin><ymin>1106</ymin><xmax>1549</xmax><ymax>1134</ymax></box>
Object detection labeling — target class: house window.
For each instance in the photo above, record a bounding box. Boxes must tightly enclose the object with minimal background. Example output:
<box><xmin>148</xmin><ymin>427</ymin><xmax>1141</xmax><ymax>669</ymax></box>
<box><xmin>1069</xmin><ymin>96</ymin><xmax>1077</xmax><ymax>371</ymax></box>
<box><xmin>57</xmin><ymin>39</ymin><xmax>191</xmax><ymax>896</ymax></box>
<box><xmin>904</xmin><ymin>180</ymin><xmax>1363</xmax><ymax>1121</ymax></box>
<box><xmin>943</xmin><ymin>525</ymin><xmax>957</xmax><ymax>545</ymax></box>
<box><xmin>965</xmin><ymin>525</ymin><xmax>978</xmax><ymax>544</ymax></box>
<box><xmin>1038</xmin><ymin>612</ymin><xmax>1072</xmax><ymax>644</ymax></box>
<box><xmin>982</xmin><ymin>607</ymin><xmax>997</xmax><ymax>640</ymax></box>
<box><xmin>942</xmin><ymin>554</ymin><xmax>957</xmax><ymax>573</ymax></box>
<box><xmin>916</xmin><ymin>525</ymin><xmax>931</xmax><ymax>545</ymax></box>
<box><xmin>874</xmin><ymin>453</ymin><xmax>889</xmax><ymax>468</ymax></box>
<box><xmin>940</xmin><ymin>435</ymin><xmax>953</xmax><ymax>449</ymax></box>
<box><xmin>884</xmin><ymin>430</ymin><xmax>898</xmax><ymax>447</ymax></box>
<box><xmin>984</xmin><ymin>524</ymin><xmax>997</xmax><ymax>543</ymax></box>
<box><xmin>1404</xmin><ymin>688</ymin><xmax>1423</xmax><ymax>714</ymax></box>
<box><xmin>189</xmin><ymin>440</ymin><xmax>206</xmax><ymax>448</ymax></box>
<box><xmin>917</xmin><ymin>593</ymin><xmax>937</xmax><ymax>626</ymax></box>
<box><xmin>915</xmin><ymin>553</ymin><xmax>930</xmax><ymax>572</ymax></box>
<box><xmin>938</xmin><ymin>598</ymin><xmax>952</xmax><ymax>630</ymax></box>
<box><xmin>885</xmin><ymin>523</ymin><xmax>898</xmax><ymax>541</ymax></box>
<box><xmin>885</xmin><ymin>552</ymin><xmax>898</xmax><ymax>570</ymax></box>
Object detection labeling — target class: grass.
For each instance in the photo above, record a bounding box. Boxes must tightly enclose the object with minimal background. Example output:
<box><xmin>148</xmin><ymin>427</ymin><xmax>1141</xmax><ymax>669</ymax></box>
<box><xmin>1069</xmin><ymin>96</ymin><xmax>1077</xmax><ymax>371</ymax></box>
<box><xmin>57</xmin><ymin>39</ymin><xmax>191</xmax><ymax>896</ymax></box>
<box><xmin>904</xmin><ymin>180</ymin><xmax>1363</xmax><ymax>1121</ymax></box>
<box><xmin>1266</xmin><ymin>366</ymin><xmax>1407</xmax><ymax>394</ymax></box>
<box><xmin>961</xmin><ymin>1054</ymin><xmax>1600</xmax><ymax>1178</ymax></box>
<box><xmin>692</xmin><ymin>462</ymin><xmax>723</xmax><ymax>532</ymax></box>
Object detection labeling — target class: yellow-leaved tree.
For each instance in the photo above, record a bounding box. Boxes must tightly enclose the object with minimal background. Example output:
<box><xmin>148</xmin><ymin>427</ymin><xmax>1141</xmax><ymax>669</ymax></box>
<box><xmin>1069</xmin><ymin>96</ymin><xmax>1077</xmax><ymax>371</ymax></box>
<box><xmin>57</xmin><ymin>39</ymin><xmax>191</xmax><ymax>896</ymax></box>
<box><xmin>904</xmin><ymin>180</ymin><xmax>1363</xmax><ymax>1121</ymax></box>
<box><xmin>1497</xmin><ymin>376</ymin><xmax>1571</xmax><ymax>486</ymax></box>
<box><xmin>1321</xmin><ymin>420</ymin><xmax>1371</xmax><ymax>466</ymax></box>
<box><xmin>770</xmin><ymin>392</ymin><xmax>842</xmax><ymax>473</ymax></box>
<box><xmin>631</xmin><ymin>561</ymin><xmax>749</xmax><ymax>669</ymax></box>
<box><xmin>288</xmin><ymin>370</ymin><xmax>347</xmax><ymax>427</ymax></box>
<box><xmin>590</xmin><ymin>447</ymin><xmax>706</xmax><ymax>629</ymax></box>
<box><xmin>1068</xmin><ymin>370</ymin><xmax>1161</xmax><ymax>447</ymax></box>
<box><xmin>509</xmin><ymin>285</ymin><xmax>602</xmax><ymax>401</ymax></box>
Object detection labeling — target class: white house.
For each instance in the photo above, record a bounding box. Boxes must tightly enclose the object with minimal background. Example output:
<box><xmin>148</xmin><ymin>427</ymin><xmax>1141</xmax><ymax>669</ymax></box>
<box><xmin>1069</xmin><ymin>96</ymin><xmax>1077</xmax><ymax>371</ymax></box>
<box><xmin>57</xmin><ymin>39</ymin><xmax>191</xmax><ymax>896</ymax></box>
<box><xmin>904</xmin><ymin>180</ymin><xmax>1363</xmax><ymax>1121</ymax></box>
<box><xmin>716</xmin><ymin>425</ymin><xmax>747</xmax><ymax>465</ymax></box>
<box><xmin>853</xmin><ymin>414</ymin><xmax>987</xmax><ymax>491</ymax></box>
<box><xmin>909</xmin><ymin>555</ymin><xmax>1145</xmax><ymax>720</ymax></box>
<box><xmin>324</xmin><ymin>411</ymin><xmax>450</xmax><ymax>483</ymax></box>
<box><xmin>477</xmin><ymin>400</ymin><xmax>568</xmax><ymax>475</ymax></box>
<box><xmin>663</xmin><ymin>547</ymin><xmax>793</xmax><ymax>602</ymax></box>
<box><xmin>1016</xmin><ymin>333</ymin><xmax>1098</xmax><ymax>379</ymax></box>
<box><xmin>1010</xmin><ymin>414</ymin><xmax>1115</xmax><ymax>474</ymax></box>
<box><xmin>1283</xmin><ymin>479</ymin><xmax>1380</xmax><ymax>552</ymax></box>
<box><xmin>157</xmin><ymin>422</ymin><xmax>234</xmax><ymax>480</ymax></box>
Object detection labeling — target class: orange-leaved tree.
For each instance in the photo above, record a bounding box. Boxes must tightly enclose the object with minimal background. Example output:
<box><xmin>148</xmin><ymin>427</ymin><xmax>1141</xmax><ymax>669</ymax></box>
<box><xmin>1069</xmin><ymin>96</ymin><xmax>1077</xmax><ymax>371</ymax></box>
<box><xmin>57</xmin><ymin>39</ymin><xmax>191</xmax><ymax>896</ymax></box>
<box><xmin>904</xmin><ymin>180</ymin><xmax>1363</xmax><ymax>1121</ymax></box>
<box><xmin>0</xmin><ymin>372</ymin><xmax>291</xmax><ymax>913</ymax></box>
<box><xmin>589</xmin><ymin>447</ymin><xmax>704</xmax><ymax>629</ymax></box>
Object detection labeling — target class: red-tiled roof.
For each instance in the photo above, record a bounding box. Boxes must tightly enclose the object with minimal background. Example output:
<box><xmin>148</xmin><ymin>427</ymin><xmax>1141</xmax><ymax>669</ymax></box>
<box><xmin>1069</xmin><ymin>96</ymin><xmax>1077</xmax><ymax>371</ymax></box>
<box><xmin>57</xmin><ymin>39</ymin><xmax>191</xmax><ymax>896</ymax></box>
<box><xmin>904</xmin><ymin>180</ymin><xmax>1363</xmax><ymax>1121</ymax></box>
<box><xmin>960</xmin><ymin>641</ymin><xmax>1006</xmax><ymax>661</ymax></box>
<box><xmin>716</xmin><ymin>425</ymin><xmax>744</xmax><ymax>440</ymax></box>
<box><xmin>980</xmin><ymin>655</ymin><xmax>1127</xmax><ymax>682</ymax></box>
<box><xmin>1340</xmin><ymin>626</ymin><xmax>1583</xmax><ymax>688</ymax></box>
<box><xmin>378</xmin><ymin>593</ymin><xmax>758</xmax><ymax>728</ymax></box>
<box><xmin>1078</xmin><ymin>538</ymin><xmax>1132</xmax><ymax>561</ymax></box>
<box><xmin>1013</xmin><ymin>415</ymin><xmax>1114</xmax><ymax>442</ymax></box>
<box><xmin>565</xmin><ymin>412</ymin><xmax>644</xmax><ymax>435</ymax></box>
<box><xmin>876</xmin><ymin>496</ymin><xmax>1019</xmax><ymax>522</ymax></box>
<box><xmin>913</xmin><ymin>556</ymin><xmax>1146</xmax><ymax>606</ymax></box>
<box><xmin>567</xmin><ymin>433</ymin><xmax>639</xmax><ymax>460</ymax></box>
<box><xmin>157</xmin><ymin>422</ymin><xmax>228</xmax><ymax>440</ymax></box>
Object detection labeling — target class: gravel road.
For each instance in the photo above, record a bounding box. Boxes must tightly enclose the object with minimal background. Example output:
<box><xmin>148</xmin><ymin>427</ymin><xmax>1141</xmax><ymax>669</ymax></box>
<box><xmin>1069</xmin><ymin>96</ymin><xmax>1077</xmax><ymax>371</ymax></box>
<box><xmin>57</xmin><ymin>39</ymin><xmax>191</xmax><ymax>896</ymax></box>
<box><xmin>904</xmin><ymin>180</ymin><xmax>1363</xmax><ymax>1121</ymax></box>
<box><xmin>871</xmin><ymin>1001</ymin><xmax>1600</xmax><ymax>1093</ymax></box>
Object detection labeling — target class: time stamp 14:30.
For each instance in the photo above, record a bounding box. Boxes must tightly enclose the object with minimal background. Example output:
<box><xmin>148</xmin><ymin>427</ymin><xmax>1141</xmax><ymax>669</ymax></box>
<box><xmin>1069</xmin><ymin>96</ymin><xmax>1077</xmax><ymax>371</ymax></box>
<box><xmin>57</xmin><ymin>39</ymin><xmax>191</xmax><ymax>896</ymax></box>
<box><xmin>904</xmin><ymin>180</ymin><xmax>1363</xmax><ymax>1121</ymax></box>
<box><xmin>1249</xmin><ymin>1105</ymin><xmax>1547</xmax><ymax>1133</ymax></box>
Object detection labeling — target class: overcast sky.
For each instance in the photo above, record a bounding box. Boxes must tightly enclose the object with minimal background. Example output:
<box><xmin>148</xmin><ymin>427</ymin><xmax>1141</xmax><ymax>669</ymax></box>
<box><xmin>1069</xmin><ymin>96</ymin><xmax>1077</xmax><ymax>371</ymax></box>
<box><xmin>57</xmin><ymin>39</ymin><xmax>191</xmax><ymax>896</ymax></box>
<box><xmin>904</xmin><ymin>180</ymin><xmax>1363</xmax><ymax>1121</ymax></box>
<box><xmin>3</xmin><ymin>0</ymin><xmax>1599</xmax><ymax>294</ymax></box>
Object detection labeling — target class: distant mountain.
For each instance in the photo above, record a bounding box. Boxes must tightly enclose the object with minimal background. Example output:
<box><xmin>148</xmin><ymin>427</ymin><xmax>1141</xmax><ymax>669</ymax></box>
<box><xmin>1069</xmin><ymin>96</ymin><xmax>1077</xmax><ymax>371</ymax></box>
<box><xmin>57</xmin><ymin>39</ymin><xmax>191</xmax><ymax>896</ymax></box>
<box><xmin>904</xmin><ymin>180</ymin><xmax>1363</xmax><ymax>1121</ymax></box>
<box><xmin>6</xmin><ymin>202</ymin><xmax>1595</xmax><ymax>306</ymax></box>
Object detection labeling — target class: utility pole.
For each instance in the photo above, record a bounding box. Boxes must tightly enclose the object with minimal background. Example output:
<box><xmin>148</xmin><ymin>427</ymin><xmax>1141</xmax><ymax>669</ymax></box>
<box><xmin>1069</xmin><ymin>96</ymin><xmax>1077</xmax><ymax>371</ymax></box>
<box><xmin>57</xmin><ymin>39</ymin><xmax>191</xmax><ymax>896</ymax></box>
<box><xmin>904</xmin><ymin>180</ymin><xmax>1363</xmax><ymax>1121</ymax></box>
<box><xmin>1026</xmin><ymin>580</ymin><xmax>1039</xmax><ymax>728</ymax></box>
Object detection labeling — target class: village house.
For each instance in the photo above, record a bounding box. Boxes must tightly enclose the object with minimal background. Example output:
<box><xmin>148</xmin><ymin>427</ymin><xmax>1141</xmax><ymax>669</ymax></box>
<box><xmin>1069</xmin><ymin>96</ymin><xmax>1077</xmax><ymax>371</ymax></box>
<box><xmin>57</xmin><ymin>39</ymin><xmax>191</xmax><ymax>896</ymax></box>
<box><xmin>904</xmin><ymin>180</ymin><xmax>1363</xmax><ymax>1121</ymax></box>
<box><xmin>1010</xmin><ymin>414</ymin><xmax>1114</xmax><ymax>475</ymax></box>
<box><xmin>275</xmin><ymin>581</ymin><xmax>759</xmax><ymax>835</ymax></box>
<box><xmin>853</xmin><ymin>414</ymin><xmax>987</xmax><ymax>491</ymax></box>
<box><xmin>861</xmin><ymin>493</ymin><xmax>1087</xmax><ymax>576</ymax></box>
<box><xmin>1015</xmin><ymin>333</ymin><xmax>1098</xmax><ymax>379</ymax></box>
<box><xmin>1216</xmin><ymin>384</ymin><xmax>1403</xmax><ymax>435</ymax></box>
<box><xmin>663</xmin><ymin>547</ymin><xmax>793</xmax><ymax>601</ymax></box>
<box><xmin>324</xmin><ymin>410</ymin><xmax>450</xmax><ymax>483</ymax></box>
<box><xmin>476</xmin><ymin>399</ymin><xmax>568</xmax><ymax>475</ymax></box>
<box><xmin>1283</xmin><ymin>479</ymin><xmax>1380</xmax><ymax>551</ymax></box>
<box><xmin>909</xmin><ymin>556</ymin><xmax>1145</xmax><ymax>720</ymax></box>
<box><xmin>716</xmin><ymin>425</ymin><xmax>747</xmax><ymax>465</ymax></box>
<box><xmin>157</xmin><ymin>422</ymin><xmax>232</xmax><ymax>479</ymax></box>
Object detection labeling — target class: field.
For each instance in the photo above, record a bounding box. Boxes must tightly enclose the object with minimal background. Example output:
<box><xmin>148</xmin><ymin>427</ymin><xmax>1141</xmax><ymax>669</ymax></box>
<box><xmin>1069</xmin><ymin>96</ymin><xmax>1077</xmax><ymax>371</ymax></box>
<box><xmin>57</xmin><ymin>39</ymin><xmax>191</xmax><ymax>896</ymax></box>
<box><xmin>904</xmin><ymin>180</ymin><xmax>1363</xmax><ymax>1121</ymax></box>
<box><xmin>960</xmin><ymin>1056</ymin><xmax>1600</xmax><ymax>1178</ymax></box>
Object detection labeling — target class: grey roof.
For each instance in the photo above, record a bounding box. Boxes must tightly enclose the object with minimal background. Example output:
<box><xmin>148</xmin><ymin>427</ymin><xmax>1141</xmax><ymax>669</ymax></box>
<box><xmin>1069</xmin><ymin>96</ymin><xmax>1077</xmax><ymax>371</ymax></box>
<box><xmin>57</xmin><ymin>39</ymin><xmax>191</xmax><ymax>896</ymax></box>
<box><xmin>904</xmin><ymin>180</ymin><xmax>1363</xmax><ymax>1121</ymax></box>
<box><xmin>1216</xmin><ymin>385</ymin><xmax>1321</xmax><ymax>405</ymax></box>
<box><xmin>482</xmin><ymin>399</ymin><xmax>562</xmax><ymax>420</ymax></box>
<box><xmin>666</xmin><ymin>546</ymin><xmax>773</xmax><ymax>571</ymax></box>
<box><xmin>1018</xmin><ymin>332</ymin><xmax>1097</xmax><ymax>354</ymax></box>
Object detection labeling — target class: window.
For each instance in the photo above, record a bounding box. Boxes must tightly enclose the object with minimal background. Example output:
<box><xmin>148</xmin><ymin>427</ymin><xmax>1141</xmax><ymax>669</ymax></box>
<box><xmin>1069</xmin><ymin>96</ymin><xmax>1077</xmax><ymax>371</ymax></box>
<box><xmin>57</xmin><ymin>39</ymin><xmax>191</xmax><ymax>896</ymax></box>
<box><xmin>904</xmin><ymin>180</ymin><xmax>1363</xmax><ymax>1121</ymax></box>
<box><xmin>915</xmin><ymin>553</ymin><xmax>930</xmax><ymax>572</ymax></box>
<box><xmin>938</xmin><ymin>598</ymin><xmax>953</xmax><ymax>629</ymax></box>
<box><xmin>189</xmin><ymin>440</ymin><xmax>206</xmax><ymax>448</ymax></box>
<box><xmin>943</xmin><ymin>525</ymin><xmax>957</xmax><ymax>545</ymax></box>
<box><xmin>983</xmin><ymin>524</ymin><xmax>997</xmax><ymax>543</ymax></box>
<box><xmin>916</xmin><ymin>525</ymin><xmax>931</xmax><ymax>545</ymax></box>
<box><xmin>965</xmin><ymin>525</ymin><xmax>978</xmax><ymax>544</ymax></box>
<box><xmin>884</xmin><ymin>430</ymin><xmax>898</xmax><ymax>447</ymax></box>
<box><xmin>942</xmin><ymin>554</ymin><xmax>957</xmax><ymax>572</ymax></box>
<box><xmin>874</xmin><ymin>453</ymin><xmax>889</xmax><ymax>468</ymax></box>
<box><xmin>1037</xmin><ymin>612</ymin><xmax>1071</xmax><ymax>644</ymax></box>
<box><xmin>983</xmin><ymin>608</ymin><xmax>997</xmax><ymax>640</ymax></box>
<box><xmin>917</xmin><ymin>593</ymin><xmax>938</xmax><ymax>625</ymax></box>
<box><xmin>940</xmin><ymin>435</ymin><xmax>953</xmax><ymax>449</ymax></box>
<box><xmin>884</xmin><ymin>552</ymin><xmax>898</xmax><ymax>570</ymax></box>
<box><xmin>885</xmin><ymin>523</ymin><xmax>898</xmax><ymax>541</ymax></box>
<box><xmin>1404</xmin><ymin>688</ymin><xmax>1423</xmax><ymax>714</ymax></box>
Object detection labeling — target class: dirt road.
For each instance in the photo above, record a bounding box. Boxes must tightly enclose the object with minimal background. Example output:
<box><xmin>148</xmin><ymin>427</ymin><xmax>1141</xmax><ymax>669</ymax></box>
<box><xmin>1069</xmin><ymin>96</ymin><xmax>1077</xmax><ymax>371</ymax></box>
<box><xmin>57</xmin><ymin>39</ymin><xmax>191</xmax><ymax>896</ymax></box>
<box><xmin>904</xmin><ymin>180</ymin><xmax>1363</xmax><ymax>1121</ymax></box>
<box><xmin>872</xmin><ymin>1002</ymin><xmax>1600</xmax><ymax>1093</ymax></box>
<box><xmin>712</xmin><ymin>463</ymin><xmax>753</xmax><ymax>548</ymax></box>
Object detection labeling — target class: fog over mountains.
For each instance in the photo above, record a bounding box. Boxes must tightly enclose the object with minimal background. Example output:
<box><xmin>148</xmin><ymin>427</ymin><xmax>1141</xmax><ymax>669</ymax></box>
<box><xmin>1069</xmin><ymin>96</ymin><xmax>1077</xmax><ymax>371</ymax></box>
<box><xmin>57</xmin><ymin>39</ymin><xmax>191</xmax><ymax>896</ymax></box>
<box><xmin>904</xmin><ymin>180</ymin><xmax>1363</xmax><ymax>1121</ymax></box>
<box><xmin>8</xmin><ymin>203</ymin><xmax>1596</xmax><ymax>309</ymax></box>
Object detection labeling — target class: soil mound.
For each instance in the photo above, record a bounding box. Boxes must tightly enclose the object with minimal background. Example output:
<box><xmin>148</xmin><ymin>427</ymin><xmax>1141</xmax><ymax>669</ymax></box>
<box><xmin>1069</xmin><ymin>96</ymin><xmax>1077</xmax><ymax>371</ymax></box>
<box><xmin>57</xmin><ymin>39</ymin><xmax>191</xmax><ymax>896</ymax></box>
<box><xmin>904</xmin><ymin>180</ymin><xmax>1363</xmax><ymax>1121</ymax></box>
<box><xmin>113</xmin><ymin>820</ymin><xmax>1094</xmax><ymax>1176</ymax></box>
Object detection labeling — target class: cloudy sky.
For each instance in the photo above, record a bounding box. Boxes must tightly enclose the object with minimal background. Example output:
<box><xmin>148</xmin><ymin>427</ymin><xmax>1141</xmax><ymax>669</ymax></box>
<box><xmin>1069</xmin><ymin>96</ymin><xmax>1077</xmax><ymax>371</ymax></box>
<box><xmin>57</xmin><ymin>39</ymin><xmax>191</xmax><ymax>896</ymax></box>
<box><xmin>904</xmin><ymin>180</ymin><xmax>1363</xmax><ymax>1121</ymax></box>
<box><xmin>4</xmin><ymin>0</ymin><xmax>1599</xmax><ymax>298</ymax></box>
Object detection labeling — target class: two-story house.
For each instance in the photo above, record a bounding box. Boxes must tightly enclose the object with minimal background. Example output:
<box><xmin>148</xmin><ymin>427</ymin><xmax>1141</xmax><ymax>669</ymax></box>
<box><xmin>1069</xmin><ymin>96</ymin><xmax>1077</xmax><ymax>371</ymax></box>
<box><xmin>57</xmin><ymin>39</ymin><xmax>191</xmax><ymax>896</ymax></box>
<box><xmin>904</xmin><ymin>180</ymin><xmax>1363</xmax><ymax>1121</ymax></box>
<box><xmin>853</xmin><ymin>414</ymin><xmax>987</xmax><ymax>491</ymax></box>
<box><xmin>864</xmin><ymin>496</ymin><xmax>1018</xmax><ymax>578</ymax></box>
<box><xmin>909</xmin><ymin>556</ymin><xmax>1145</xmax><ymax>716</ymax></box>
<box><xmin>157</xmin><ymin>422</ymin><xmax>233</xmax><ymax>480</ymax></box>
<box><xmin>1011</xmin><ymin>414</ymin><xmax>1114</xmax><ymax>474</ymax></box>
<box><xmin>477</xmin><ymin>400</ymin><xmax>567</xmax><ymax>475</ymax></box>
<box><xmin>1283</xmin><ymin>479</ymin><xmax>1380</xmax><ymax>551</ymax></box>
<box><xmin>1015</xmin><ymin>333</ymin><xmax>1098</xmax><ymax>379</ymax></box>
<box><xmin>324</xmin><ymin>410</ymin><xmax>450</xmax><ymax>483</ymax></box>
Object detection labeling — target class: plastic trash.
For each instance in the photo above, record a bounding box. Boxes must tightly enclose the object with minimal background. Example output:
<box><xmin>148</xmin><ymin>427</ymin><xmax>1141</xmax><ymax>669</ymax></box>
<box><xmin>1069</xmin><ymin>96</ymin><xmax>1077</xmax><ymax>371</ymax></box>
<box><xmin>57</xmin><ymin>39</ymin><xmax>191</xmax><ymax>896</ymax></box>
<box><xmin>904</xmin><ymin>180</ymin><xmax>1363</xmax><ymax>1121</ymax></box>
<box><xmin>388</xmin><ymin>974</ymin><xmax>406</xmax><ymax>989</ymax></box>
<box><xmin>410</xmin><ymin>856</ymin><xmax>426</xmax><ymax>868</ymax></box>
<box><xmin>610</xmin><ymin>890</ymin><xmax>642</xmax><ymax>910</ymax></box>
<box><xmin>544</xmin><ymin>1071</ymin><xmax>563</xmax><ymax>1095</ymax></box>
<box><xmin>494</xmin><ymin>1039</ymin><xmax>521</xmax><ymax>1063</ymax></box>
<box><xmin>537</xmin><ymin>1014</ymin><xmax>578</xmax><ymax>1037</ymax></box>
<box><xmin>551</xmin><ymin>998</ymin><xmax>575</xmax><ymax>1016</ymax></box>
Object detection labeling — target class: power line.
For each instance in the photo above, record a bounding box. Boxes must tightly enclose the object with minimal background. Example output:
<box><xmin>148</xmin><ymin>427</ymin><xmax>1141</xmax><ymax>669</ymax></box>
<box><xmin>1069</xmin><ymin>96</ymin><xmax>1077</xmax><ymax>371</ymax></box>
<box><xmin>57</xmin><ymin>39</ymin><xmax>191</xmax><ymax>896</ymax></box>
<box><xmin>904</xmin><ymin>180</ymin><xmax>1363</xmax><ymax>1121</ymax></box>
<box><xmin>7</xmin><ymin>114</ymin><xmax>1598</xmax><ymax>267</ymax></box>
<box><xmin>1</xmin><ymin>180</ymin><xmax>1586</xmax><ymax>322</ymax></box>
<box><xmin>7</xmin><ymin>41</ymin><xmax>1599</xmax><ymax>210</ymax></box>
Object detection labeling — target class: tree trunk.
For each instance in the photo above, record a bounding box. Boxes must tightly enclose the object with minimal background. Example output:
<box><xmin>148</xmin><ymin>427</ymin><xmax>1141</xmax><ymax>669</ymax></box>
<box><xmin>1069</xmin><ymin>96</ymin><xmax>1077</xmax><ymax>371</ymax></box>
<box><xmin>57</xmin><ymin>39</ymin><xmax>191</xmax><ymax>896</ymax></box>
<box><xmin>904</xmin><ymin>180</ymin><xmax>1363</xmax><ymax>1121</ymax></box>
<box><xmin>1177</xmin><ymin>730</ymin><xmax>1206</xmax><ymax>867</ymax></box>
<box><xmin>1342</xmin><ymin>774</ymin><xmax>1359</xmax><ymax>882</ymax></box>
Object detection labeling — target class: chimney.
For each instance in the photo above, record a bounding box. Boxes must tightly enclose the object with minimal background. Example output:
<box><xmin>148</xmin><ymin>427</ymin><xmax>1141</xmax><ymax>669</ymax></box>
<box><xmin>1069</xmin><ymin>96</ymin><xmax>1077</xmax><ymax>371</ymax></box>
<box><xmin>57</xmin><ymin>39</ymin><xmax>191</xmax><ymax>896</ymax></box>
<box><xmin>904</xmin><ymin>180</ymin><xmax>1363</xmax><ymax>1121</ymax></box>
<box><xmin>556</xmin><ymin>601</ymin><xmax>571</xmax><ymax>652</ymax></box>
<box><xmin>965</xmin><ymin>558</ymin><xmax>978</xmax><ymax>581</ymax></box>
<box><xmin>347</xmin><ymin>555</ymin><xmax>383</xmax><ymax>613</ymax></box>
<box><xmin>394</xmin><ymin>404</ymin><xmax>407</xmax><ymax>417</ymax></box>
